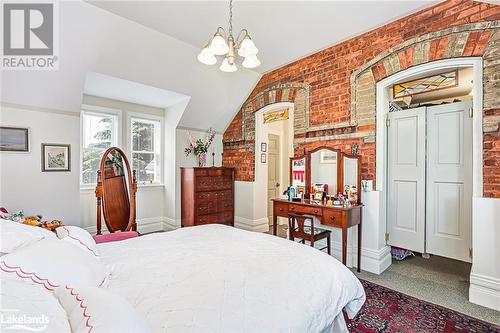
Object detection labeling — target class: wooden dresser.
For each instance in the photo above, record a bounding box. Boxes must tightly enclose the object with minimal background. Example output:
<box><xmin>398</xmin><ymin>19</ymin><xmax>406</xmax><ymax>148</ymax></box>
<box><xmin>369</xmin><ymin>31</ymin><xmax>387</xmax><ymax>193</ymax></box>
<box><xmin>181</xmin><ymin>167</ymin><xmax>235</xmax><ymax>227</ymax></box>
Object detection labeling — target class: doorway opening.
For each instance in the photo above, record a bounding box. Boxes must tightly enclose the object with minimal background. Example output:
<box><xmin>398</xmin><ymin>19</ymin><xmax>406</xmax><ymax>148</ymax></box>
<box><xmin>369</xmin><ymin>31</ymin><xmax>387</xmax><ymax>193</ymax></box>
<box><xmin>373</xmin><ymin>57</ymin><xmax>484</xmax><ymax>309</ymax></box>
<box><xmin>253</xmin><ymin>102</ymin><xmax>294</xmax><ymax>236</ymax></box>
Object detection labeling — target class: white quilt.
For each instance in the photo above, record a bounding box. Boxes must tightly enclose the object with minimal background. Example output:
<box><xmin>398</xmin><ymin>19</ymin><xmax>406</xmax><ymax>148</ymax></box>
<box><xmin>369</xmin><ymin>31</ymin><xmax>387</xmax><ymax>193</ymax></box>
<box><xmin>97</xmin><ymin>224</ymin><xmax>365</xmax><ymax>333</ymax></box>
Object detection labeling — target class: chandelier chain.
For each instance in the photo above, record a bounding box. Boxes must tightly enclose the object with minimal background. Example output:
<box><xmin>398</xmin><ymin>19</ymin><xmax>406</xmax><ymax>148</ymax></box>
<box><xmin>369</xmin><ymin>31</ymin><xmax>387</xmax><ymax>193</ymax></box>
<box><xmin>229</xmin><ymin>0</ymin><xmax>233</xmax><ymax>37</ymax></box>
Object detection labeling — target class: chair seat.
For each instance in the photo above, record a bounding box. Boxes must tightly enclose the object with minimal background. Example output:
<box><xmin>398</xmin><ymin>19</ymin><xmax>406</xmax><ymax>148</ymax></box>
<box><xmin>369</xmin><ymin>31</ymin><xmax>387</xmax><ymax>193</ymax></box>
<box><xmin>302</xmin><ymin>226</ymin><xmax>330</xmax><ymax>236</ymax></box>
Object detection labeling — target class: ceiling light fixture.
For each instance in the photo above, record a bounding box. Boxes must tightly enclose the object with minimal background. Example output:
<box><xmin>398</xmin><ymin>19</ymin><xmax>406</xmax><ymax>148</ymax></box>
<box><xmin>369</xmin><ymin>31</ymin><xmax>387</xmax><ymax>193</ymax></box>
<box><xmin>197</xmin><ymin>0</ymin><xmax>260</xmax><ymax>72</ymax></box>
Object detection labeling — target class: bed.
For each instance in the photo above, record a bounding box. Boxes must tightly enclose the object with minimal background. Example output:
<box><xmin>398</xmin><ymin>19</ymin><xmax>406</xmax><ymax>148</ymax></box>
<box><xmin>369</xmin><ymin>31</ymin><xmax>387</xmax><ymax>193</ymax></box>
<box><xmin>1</xmin><ymin>221</ymin><xmax>365</xmax><ymax>333</ymax></box>
<box><xmin>97</xmin><ymin>224</ymin><xmax>365</xmax><ymax>332</ymax></box>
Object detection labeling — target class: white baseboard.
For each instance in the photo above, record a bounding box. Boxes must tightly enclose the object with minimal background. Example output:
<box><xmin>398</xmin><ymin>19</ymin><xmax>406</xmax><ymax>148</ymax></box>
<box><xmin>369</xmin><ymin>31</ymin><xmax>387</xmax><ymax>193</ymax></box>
<box><xmin>234</xmin><ymin>216</ymin><xmax>269</xmax><ymax>232</ymax></box>
<box><xmin>469</xmin><ymin>273</ymin><xmax>500</xmax><ymax>311</ymax></box>
<box><xmin>313</xmin><ymin>238</ymin><xmax>391</xmax><ymax>274</ymax></box>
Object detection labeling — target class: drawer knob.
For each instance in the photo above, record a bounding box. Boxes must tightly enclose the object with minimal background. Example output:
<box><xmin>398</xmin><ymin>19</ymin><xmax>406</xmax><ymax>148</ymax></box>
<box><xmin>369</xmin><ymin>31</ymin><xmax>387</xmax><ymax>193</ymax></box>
<box><xmin>330</xmin><ymin>216</ymin><xmax>335</xmax><ymax>221</ymax></box>
<box><xmin>314</xmin><ymin>210</ymin><xmax>318</xmax><ymax>214</ymax></box>
<box><xmin>279</xmin><ymin>208</ymin><xmax>283</xmax><ymax>211</ymax></box>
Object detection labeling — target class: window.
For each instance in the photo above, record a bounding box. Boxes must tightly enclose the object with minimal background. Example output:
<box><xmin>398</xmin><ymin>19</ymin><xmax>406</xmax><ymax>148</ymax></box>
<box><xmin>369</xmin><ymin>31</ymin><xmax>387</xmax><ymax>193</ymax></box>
<box><xmin>81</xmin><ymin>110</ymin><xmax>119</xmax><ymax>185</ymax></box>
<box><xmin>130</xmin><ymin>116</ymin><xmax>162</xmax><ymax>184</ymax></box>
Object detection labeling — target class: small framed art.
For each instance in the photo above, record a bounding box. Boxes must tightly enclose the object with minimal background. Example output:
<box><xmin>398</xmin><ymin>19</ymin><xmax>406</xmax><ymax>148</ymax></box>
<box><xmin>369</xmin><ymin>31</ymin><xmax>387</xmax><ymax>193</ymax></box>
<box><xmin>261</xmin><ymin>142</ymin><xmax>267</xmax><ymax>152</ymax></box>
<box><xmin>260</xmin><ymin>153</ymin><xmax>266</xmax><ymax>163</ymax></box>
<box><xmin>0</xmin><ymin>126</ymin><xmax>29</xmax><ymax>152</ymax></box>
<box><xmin>42</xmin><ymin>144</ymin><xmax>71</xmax><ymax>172</ymax></box>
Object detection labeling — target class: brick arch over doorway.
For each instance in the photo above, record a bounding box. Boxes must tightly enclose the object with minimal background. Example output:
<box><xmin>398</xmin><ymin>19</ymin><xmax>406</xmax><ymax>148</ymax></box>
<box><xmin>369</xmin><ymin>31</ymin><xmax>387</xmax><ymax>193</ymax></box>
<box><xmin>223</xmin><ymin>1</ymin><xmax>500</xmax><ymax>197</ymax></box>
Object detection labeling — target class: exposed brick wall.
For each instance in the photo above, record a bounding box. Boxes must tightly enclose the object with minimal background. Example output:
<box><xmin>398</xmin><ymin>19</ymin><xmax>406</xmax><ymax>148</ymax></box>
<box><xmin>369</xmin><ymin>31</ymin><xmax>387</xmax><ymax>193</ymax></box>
<box><xmin>223</xmin><ymin>0</ymin><xmax>500</xmax><ymax>197</ymax></box>
<box><xmin>484</xmin><ymin>109</ymin><xmax>500</xmax><ymax>197</ymax></box>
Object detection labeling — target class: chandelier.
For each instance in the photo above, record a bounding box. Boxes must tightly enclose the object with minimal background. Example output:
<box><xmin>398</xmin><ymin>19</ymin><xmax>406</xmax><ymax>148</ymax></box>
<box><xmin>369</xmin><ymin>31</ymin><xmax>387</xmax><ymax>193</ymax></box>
<box><xmin>197</xmin><ymin>0</ymin><xmax>260</xmax><ymax>72</ymax></box>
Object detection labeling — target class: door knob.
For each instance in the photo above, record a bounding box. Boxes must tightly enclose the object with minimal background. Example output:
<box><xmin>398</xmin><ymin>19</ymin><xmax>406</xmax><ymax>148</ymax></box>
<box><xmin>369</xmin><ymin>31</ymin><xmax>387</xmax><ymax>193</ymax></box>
<box><xmin>276</xmin><ymin>182</ymin><xmax>280</xmax><ymax>187</ymax></box>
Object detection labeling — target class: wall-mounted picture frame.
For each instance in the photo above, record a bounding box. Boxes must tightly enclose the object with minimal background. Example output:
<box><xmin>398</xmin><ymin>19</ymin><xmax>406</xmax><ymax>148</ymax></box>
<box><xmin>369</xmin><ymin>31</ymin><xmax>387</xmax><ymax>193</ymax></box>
<box><xmin>320</xmin><ymin>150</ymin><xmax>337</xmax><ymax>164</ymax></box>
<box><xmin>42</xmin><ymin>144</ymin><xmax>71</xmax><ymax>172</ymax></box>
<box><xmin>261</xmin><ymin>142</ymin><xmax>267</xmax><ymax>152</ymax></box>
<box><xmin>260</xmin><ymin>153</ymin><xmax>266</xmax><ymax>163</ymax></box>
<box><xmin>0</xmin><ymin>126</ymin><xmax>29</xmax><ymax>152</ymax></box>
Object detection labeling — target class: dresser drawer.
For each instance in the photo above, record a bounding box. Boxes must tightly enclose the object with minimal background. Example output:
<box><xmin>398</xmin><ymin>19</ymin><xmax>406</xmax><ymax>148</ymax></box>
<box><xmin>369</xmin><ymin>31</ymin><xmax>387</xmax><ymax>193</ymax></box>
<box><xmin>217</xmin><ymin>200</ymin><xmax>233</xmax><ymax>212</ymax></box>
<box><xmin>289</xmin><ymin>204</ymin><xmax>322</xmax><ymax>216</ymax></box>
<box><xmin>196</xmin><ymin>176</ymin><xmax>232</xmax><ymax>191</ymax></box>
<box><xmin>196</xmin><ymin>202</ymin><xmax>218</xmax><ymax>215</ymax></box>
<box><xmin>322</xmin><ymin>209</ymin><xmax>342</xmax><ymax>227</ymax></box>
<box><xmin>195</xmin><ymin>211</ymin><xmax>233</xmax><ymax>225</ymax></box>
<box><xmin>273</xmin><ymin>202</ymin><xmax>289</xmax><ymax>217</ymax></box>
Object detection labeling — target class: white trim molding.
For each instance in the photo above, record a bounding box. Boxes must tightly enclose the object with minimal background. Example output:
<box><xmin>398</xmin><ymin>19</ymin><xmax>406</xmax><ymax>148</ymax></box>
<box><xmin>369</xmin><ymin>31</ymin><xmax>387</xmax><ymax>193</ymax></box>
<box><xmin>469</xmin><ymin>273</ymin><xmax>500</xmax><ymax>311</ymax></box>
<box><xmin>234</xmin><ymin>217</ymin><xmax>269</xmax><ymax>233</ymax></box>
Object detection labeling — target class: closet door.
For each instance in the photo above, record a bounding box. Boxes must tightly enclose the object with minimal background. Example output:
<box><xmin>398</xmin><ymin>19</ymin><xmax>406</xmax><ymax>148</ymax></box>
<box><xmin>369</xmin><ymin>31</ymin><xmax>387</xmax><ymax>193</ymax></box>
<box><xmin>387</xmin><ymin>107</ymin><xmax>426</xmax><ymax>252</ymax></box>
<box><xmin>426</xmin><ymin>102</ymin><xmax>472</xmax><ymax>262</ymax></box>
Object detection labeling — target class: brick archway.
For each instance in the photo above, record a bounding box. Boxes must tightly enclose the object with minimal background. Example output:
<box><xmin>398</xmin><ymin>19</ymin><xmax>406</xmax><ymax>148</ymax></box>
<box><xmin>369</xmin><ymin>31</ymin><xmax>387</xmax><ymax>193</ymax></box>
<box><xmin>350</xmin><ymin>21</ymin><xmax>499</xmax><ymax>130</ymax></box>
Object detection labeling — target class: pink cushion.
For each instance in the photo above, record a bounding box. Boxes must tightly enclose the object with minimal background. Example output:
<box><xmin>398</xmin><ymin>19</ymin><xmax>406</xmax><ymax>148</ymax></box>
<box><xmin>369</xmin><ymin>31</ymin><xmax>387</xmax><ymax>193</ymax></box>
<box><xmin>92</xmin><ymin>231</ymin><xmax>138</xmax><ymax>244</ymax></box>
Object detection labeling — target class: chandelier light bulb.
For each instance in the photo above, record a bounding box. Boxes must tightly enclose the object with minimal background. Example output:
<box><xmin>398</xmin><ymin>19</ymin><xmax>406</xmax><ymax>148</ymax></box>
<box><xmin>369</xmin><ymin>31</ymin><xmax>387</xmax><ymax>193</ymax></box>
<box><xmin>242</xmin><ymin>54</ymin><xmax>261</xmax><ymax>69</ymax></box>
<box><xmin>197</xmin><ymin>47</ymin><xmax>217</xmax><ymax>65</ymax></box>
<box><xmin>220</xmin><ymin>57</ymin><xmax>237</xmax><ymax>72</ymax></box>
<box><xmin>209</xmin><ymin>34</ymin><xmax>229</xmax><ymax>56</ymax></box>
<box><xmin>238</xmin><ymin>37</ymin><xmax>258</xmax><ymax>57</ymax></box>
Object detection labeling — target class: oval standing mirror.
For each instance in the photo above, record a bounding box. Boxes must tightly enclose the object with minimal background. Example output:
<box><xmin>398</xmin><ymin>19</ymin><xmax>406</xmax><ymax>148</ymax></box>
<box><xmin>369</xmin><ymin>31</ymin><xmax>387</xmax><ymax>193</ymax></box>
<box><xmin>95</xmin><ymin>147</ymin><xmax>137</xmax><ymax>234</ymax></box>
<box><xmin>308</xmin><ymin>148</ymin><xmax>341</xmax><ymax>198</ymax></box>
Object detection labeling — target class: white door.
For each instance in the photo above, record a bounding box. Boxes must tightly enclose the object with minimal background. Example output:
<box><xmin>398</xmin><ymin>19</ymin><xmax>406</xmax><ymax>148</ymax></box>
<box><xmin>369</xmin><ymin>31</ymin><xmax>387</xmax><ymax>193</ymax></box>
<box><xmin>387</xmin><ymin>107</ymin><xmax>426</xmax><ymax>252</ymax></box>
<box><xmin>267</xmin><ymin>134</ymin><xmax>280</xmax><ymax>225</ymax></box>
<box><xmin>426</xmin><ymin>102</ymin><xmax>472</xmax><ymax>262</ymax></box>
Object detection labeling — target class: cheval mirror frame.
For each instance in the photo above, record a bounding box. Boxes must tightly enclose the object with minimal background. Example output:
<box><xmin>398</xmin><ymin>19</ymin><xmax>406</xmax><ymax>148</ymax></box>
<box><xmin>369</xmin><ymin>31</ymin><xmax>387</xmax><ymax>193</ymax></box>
<box><xmin>296</xmin><ymin>146</ymin><xmax>362</xmax><ymax>204</ymax></box>
<box><xmin>95</xmin><ymin>147</ymin><xmax>137</xmax><ymax>235</ymax></box>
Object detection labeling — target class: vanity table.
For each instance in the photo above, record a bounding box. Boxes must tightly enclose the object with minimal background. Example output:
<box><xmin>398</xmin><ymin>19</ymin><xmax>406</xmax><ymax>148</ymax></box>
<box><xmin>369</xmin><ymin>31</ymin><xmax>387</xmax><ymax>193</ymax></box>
<box><xmin>272</xmin><ymin>199</ymin><xmax>362</xmax><ymax>271</ymax></box>
<box><xmin>274</xmin><ymin>147</ymin><xmax>363</xmax><ymax>271</ymax></box>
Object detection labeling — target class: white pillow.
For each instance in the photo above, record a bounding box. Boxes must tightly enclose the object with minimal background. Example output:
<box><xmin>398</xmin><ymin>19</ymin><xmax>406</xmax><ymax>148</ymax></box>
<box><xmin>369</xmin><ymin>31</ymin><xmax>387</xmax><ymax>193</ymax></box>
<box><xmin>55</xmin><ymin>285</ymin><xmax>150</xmax><ymax>333</ymax></box>
<box><xmin>1</xmin><ymin>279</ymin><xmax>71</xmax><ymax>333</ymax></box>
<box><xmin>0</xmin><ymin>218</ymin><xmax>57</xmax><ymax>254</ymax></box>
<box><xmin>56</xmin><ymin>226</ymin><xmax>100</xmax><ymax>257</ymax></box>
<box><xmin>0</xmin><ymin>239</ymin><xmax>109</xmax><ymax>291</ymax></box>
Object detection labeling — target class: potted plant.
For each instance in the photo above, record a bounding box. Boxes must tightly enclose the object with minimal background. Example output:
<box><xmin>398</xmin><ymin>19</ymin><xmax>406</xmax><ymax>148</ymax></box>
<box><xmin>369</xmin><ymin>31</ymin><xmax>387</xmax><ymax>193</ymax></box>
<box><xmin>185</xmin><ymin>128</ymin><xmax>216</xmax><ymax>167</ymax></box>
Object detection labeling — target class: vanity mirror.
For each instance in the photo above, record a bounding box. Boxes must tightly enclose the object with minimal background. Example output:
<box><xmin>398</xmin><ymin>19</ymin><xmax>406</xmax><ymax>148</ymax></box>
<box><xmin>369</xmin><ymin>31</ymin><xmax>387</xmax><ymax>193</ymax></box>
<box><xmin>307</xmin><ymin>147</ymin><xmax>342</xmax><ymax>197</ymax></box>
<box><xmin>342</xmin><ymin>153</ymin><xmax>362</xmax><ymax>204</ymax></box>
<box><xmin>95</xmin><ymin>147</ymin><xmax>137</xmax><ymax>235</ymax></box>
<box><xmin>289</xmin><ymin>156</ymin><xmax>307</xmax><ymax>197</ymax></box>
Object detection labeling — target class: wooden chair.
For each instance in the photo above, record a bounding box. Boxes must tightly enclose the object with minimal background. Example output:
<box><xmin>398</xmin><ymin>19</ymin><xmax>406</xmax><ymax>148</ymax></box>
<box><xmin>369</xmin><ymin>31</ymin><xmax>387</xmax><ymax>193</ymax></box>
<box><xmin>288</xmin><ymin>213</ymin><xmax>331</xmax><ymax>255</ymax></box>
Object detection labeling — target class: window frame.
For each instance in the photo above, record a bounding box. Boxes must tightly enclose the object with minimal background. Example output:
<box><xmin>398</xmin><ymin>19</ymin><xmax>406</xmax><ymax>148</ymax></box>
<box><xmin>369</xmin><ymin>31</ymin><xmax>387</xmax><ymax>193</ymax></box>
<box><xmin>80</xmin><ymin>105</ymin><xmax>122</xmax><ymax>188</ymax></box>
<box><xmin>127</xmin><ymin>112</ymin><xmax>164</xmax><ymax>186</ymax></box>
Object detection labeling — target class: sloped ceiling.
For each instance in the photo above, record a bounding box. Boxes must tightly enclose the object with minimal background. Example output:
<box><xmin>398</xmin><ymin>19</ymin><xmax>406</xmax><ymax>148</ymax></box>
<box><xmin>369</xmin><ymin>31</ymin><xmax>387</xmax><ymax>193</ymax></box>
<box><xmin>1</xmin><ymin>1</ymin><xmax>261</xmax><ymax>132</ymax></box>
<box><xmin>88</xmin><ymin>0</ymin><xmax>440</xmax><ymax>73</ymax></box>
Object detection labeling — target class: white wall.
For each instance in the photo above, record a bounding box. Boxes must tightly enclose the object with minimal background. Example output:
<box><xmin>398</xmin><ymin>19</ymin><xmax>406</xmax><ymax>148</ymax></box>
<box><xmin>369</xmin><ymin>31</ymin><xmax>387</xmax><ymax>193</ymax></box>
<box><xmin>0</xmin><ymin>105</ymin><xmax>80</xmax><ymax>225</ymax></box>
<box><xmin>469</xmin><ymin>197</ymin><xmax>500</xmax><ymax>311</ymax></box>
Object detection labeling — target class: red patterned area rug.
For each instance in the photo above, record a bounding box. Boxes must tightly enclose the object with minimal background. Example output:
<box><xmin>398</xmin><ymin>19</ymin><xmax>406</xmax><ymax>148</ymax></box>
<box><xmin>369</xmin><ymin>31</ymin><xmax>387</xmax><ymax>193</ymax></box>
<box><xmin>346</xmin><ymin>279</ymin><xmax>500</xmax><ymax>333</ymax></box>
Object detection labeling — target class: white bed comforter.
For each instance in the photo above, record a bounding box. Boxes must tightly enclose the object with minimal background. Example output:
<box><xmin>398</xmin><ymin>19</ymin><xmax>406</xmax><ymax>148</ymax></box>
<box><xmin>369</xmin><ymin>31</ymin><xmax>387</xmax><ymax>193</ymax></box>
<box><xmin>97</xmin><ymin>224</ymin><xmax>365</xmax><ymax>333</ymax></box>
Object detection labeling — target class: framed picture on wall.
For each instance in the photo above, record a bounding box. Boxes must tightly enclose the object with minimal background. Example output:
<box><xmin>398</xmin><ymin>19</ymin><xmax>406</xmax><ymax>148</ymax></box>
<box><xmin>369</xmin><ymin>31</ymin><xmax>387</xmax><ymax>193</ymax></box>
<box><xmin>42</xmin><ymin>144</ymin><xmax>71</xmax><ymax>172</ymax></box>
<box><xmin>0</xmin><ymin>126</ymin><xmax>29</xmax><ymax>152</ymax></box>
<box><xmin>320</xmin><ymin>150</ymin><xmax>337</xmax><ymax>164</ymax></box>
<box><xmin>261</xmin><ymin>142</ymin><xmax>267</xmax><ymax>152</ymax></box>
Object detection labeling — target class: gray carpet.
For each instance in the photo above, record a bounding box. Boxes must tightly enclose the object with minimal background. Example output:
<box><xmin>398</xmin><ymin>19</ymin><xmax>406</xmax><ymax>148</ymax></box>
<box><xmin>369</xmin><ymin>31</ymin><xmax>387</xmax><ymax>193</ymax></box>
<box><xmin>354</xmin><ymin>255</ymin><xmax>500</xmax><ymax>325</ymax></box>
<box><xmin>266</xmin><ymin>224</ymin><xmax>500</xmax><ymax>325</ymax></box>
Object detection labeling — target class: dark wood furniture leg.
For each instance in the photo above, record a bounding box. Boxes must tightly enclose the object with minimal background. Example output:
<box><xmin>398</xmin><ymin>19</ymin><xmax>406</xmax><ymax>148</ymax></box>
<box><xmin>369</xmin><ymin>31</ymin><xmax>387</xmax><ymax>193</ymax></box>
<box><xmin>342</xmin><ymin>224</ymin><xmax>347</xmax><ymax>265</ymax></box>
<box><xmin>273</xmin><ymin>214</ymin><xmax>278</xmax><ymax>236</ymax></box>
<box><xmin>357</xmin><ymin>212</ymin><xmax>362</xmax><ymax>272</ymax></box>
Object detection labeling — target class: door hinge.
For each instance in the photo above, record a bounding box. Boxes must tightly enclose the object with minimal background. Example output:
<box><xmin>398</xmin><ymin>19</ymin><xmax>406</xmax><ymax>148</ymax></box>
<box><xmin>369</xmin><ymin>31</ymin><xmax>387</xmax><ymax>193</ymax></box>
<box><xmin>469</xmin><ymin>248</ymin><xmax>473</xmax><ymax>258</ymax></box>
<box><xmin>385</xmin><ymin>233</ymin><xmax>389</xmax><ymax>242</ymax></box>
<box><xmin>469</xmin><ymin>107</ymin><xmax>473</xmax><ymax>118</ymax></box>
<box><xmin>386</xmin><ymin>117</ymin><xmax>391</xmax><ymax>127</ymax></box>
